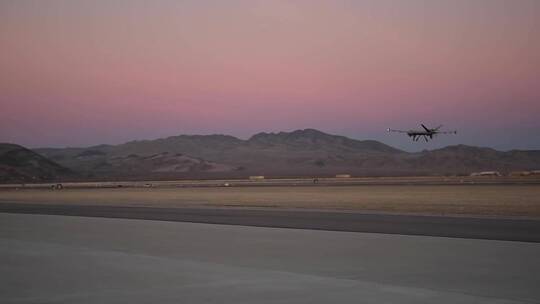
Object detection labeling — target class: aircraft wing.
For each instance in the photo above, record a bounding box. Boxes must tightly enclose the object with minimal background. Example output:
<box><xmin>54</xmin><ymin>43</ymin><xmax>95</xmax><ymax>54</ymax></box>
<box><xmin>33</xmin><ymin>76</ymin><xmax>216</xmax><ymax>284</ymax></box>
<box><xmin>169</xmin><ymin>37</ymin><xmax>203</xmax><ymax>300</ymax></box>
<box><xmin>437</xmin><ymin>130</ymin><xmax>457</xmax><ymax>134</ymax></box>
<box><xmin>387</xmin><ymin>128</ymin><xmax>407</xmax><ymax>133</ymax></box>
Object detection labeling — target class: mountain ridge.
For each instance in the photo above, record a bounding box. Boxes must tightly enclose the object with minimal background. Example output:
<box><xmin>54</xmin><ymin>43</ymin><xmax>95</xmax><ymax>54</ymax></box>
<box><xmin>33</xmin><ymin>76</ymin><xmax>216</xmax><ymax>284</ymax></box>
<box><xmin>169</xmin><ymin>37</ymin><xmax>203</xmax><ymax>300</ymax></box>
<box><xmin>16</xmin><ymin>129</ymin><xmax>540</xmax><ymax>180</ymax></box>
<box><xmin>0</xmin><ymin>143</ymin><xmax>73</xmax><ymax>182</ymax></box>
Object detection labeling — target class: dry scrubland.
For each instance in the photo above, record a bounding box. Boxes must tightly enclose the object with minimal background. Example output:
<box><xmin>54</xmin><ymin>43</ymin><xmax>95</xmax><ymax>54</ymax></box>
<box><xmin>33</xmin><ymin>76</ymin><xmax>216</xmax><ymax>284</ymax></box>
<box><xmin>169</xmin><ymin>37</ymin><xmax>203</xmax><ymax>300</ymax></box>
<box><xmin>1</xmin><ymin>185</ymin><xmax>540</xmax><ymax>217</ymax></box>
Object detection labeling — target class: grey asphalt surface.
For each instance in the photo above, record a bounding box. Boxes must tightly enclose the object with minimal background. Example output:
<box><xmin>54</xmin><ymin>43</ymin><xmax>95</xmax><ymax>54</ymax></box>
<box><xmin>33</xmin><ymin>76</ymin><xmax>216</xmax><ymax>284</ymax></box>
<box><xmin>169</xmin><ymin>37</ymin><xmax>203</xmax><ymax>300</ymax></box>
<box><xmin>1</xmin><ymin>202</ymin><xmax>540</xmax><ymax>242</ymax></box>
<box><xmin>1</xmin><ymin>213</ymin><xmax>540</xmax><ymax>303</ymax></box>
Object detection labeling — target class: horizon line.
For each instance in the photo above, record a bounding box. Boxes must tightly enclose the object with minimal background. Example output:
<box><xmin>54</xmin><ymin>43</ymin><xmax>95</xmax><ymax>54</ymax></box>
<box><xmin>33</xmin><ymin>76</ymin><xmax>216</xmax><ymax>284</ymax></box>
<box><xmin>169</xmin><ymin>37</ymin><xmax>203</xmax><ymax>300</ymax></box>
<box><xmin>4</xmin><ymin>128</ymin><xmax>536</xmax><ymax>153</ymax></box>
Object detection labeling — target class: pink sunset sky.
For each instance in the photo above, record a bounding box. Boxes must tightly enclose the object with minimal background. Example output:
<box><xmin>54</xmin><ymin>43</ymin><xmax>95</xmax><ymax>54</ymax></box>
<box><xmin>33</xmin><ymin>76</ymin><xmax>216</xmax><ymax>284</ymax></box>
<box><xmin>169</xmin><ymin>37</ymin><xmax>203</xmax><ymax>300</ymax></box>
<box><xmin>1</xmin><ymin>0</ymin><xmax>539</xmax><ymax>151</ymax></box>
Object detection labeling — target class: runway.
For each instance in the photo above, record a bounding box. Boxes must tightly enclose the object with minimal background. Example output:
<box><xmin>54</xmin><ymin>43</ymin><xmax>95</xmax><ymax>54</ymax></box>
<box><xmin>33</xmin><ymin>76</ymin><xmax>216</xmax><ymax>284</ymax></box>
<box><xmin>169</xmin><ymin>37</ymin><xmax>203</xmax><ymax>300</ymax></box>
<box><xmin>1</xmin><ymin>202</ymin><xmax>540</xmax><ymax>242</ymax></box>
<box><xmin>1</xmin><ymin>213</ymin><xmax>539</xmax><ymax>303</ymax></box>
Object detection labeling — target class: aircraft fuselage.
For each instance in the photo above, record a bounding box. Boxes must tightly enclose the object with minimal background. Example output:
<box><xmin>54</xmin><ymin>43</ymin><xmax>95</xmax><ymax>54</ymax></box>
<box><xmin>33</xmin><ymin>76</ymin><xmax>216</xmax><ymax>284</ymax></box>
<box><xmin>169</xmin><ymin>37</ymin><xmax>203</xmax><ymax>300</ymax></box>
<box><xmin>406</xmin><ymin>130</ymin><xmax>435</xmax><ymax>141</ymax></box>
<box><xmin>387</xmin><ymin>124</ymin><xmax>456</xmax><ymax>142</ymax></box>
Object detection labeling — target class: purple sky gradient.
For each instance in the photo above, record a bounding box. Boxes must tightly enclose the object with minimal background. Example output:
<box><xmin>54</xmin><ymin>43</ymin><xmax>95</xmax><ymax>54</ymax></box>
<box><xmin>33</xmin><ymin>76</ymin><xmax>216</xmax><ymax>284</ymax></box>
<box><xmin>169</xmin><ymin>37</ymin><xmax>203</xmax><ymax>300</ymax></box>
<box><xmin>1</xmin><ymin>0</ymin><xmax>539</xmax><ymax>151</ymax></box>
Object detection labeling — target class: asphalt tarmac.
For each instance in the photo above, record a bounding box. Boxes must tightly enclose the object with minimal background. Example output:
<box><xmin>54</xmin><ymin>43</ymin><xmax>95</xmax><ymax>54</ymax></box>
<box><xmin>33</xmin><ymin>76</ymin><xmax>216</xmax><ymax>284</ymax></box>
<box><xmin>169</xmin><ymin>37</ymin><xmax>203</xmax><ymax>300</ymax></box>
<box><xmin>1</xmin><ymin>202</ymin><xmax>540</xmax><ymax>242</ymax></box>
<box><xmin>1</xmin><ymin>213</ymin><xmax>539</xmax><ymax>303</ymax></box>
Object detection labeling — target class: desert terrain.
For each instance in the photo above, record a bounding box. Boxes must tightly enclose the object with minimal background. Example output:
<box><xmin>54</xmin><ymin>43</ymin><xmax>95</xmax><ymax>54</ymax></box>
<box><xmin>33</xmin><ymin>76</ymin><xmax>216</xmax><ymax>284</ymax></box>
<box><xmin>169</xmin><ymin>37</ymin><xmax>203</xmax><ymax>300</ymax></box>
<box><xmin>2</xmin><ymin>180</ymin><xmax>540</xmax><ymax>218</ymax></box>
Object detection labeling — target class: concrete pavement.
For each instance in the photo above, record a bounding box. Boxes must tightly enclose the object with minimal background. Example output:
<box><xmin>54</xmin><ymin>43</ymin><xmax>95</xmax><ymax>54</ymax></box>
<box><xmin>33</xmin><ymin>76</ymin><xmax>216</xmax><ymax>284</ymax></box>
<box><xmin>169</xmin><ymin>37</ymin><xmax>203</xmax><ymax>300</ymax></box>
<box><xmin>1</xmin><ymin>213</ymin><xmax>539</xmax><ymax>303</ymax></box>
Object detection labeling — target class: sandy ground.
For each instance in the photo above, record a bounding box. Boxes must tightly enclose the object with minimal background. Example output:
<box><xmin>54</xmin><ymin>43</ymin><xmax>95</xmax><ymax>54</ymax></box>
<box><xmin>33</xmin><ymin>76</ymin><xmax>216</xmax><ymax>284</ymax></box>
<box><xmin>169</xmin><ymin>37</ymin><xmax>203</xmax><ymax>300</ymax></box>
<box><xmin>2</xmin><ymin>213</ymin><xmax>539</xmax><ymax>303</ymax></box>
<box><xmin>1</xmin><ymin>185</ymin><xmax>540</xmax><ymax>217</ymax></box>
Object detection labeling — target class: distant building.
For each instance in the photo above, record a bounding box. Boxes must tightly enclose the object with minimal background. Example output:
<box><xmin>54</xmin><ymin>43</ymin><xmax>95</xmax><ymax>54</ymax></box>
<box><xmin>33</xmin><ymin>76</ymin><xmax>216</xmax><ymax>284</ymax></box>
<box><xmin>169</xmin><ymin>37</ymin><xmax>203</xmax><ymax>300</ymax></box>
<box><xmin>509</xmin><ymin>171</ymin><xmax>532</xmax><ymax>177</ymax></box>
<box><xmin>335</xmin><ymin>174</ymin><xmax>351</xmax><ymax>178</ymax></box>
<box><xmin>470</xmin><ymin>171</ymin><xmax>501</xmax><ymax>177</ymax></box>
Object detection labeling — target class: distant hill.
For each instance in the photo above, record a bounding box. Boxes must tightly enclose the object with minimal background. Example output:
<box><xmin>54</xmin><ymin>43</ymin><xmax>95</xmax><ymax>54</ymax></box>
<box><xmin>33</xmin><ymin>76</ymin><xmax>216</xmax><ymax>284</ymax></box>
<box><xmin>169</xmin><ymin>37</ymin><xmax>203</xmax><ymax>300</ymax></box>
<box><xmin>247</xmin><ymin>129</ymin><xmax>402</xmax><ymax>154</ymax></box>
<box><xmin>35</xmin><ymin>129</ymin><xmax>406</xmax><ymax>178</ymax></box>
<box><xmin>0</xmin><ymin>143</ymin><xmax>73</xmax><ymax>182</ymax></box>
<box><xmin>409</xmin><ymin>145</ymin><xmax>540</xmax><ymax>175</ymax></box>
<box><xmin>31</xmin><ymin>129</ymin><xmax>540</xmax><ymax>180</ymax></box>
